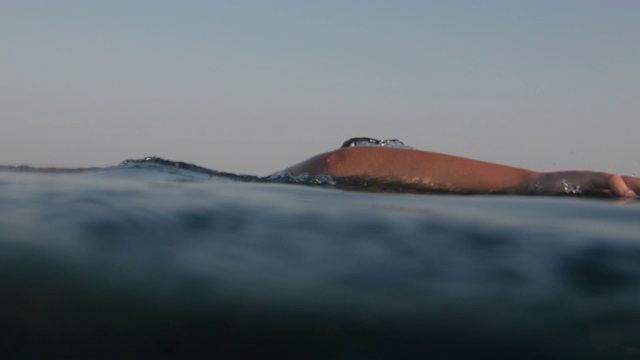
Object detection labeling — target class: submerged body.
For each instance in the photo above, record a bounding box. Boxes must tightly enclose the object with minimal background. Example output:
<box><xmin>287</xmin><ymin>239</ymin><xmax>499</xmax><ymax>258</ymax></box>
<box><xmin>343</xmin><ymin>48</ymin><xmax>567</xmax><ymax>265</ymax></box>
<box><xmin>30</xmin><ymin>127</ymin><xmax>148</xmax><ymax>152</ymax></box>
<box><xmin>280</xmin><ymin>137</ymin><xmax>640</xmax><ymax>197</ymax></box>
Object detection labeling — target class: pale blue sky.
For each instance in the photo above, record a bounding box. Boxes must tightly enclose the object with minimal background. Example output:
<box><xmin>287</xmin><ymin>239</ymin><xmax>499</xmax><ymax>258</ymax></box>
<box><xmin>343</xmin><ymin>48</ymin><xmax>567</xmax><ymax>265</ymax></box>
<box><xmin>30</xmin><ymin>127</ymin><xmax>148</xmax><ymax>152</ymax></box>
<box><xmin>2</xmin><ymin>1</ymin><xmax>639</xmax><ymax>175</ymax></box>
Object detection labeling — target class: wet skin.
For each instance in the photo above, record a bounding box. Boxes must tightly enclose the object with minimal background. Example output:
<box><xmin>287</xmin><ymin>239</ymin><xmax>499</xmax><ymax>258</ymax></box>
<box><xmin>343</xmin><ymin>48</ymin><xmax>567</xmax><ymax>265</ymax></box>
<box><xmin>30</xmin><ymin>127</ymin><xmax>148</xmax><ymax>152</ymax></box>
<box><xmin>280</xmin><ymin>147</ymin><xmax>640</xmax><ymax>197</ymax></box>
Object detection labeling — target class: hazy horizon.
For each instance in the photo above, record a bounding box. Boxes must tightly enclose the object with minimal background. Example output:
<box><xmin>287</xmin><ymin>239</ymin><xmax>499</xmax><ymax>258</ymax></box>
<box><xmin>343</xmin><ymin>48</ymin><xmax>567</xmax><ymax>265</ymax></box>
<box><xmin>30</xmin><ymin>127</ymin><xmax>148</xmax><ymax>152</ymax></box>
<box><xmin>2</xmin><ymin>1</ymin><xmax>639</xmax><ymax>176</ymax></box>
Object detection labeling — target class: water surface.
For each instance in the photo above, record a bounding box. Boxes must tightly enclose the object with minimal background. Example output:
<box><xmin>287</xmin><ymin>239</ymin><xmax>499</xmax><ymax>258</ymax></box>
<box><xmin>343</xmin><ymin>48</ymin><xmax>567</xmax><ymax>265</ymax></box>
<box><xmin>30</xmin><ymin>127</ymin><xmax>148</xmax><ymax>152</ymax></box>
<box><xmin>2</xmin><ymin>158</ymin><xmax>640</xmax><ymax>359</ymax></box>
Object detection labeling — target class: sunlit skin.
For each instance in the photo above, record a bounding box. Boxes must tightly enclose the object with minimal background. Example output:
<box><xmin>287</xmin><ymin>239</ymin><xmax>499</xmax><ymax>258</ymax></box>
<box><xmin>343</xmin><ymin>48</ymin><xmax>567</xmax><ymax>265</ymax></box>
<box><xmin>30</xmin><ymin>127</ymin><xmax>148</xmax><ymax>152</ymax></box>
<box><xmin>280</xmin><ymin>147</ymin><xmax>640</xmax><ymax>197</ymax></box>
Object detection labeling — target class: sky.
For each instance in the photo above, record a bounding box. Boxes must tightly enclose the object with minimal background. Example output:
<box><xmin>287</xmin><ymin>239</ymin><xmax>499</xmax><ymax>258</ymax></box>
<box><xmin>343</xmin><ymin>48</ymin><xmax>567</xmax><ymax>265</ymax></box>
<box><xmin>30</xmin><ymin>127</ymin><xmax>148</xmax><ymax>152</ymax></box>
<box><xmin>1</xmin><ymin>1</ymin><xmax>639</xmax><ymax>176</ymax></box>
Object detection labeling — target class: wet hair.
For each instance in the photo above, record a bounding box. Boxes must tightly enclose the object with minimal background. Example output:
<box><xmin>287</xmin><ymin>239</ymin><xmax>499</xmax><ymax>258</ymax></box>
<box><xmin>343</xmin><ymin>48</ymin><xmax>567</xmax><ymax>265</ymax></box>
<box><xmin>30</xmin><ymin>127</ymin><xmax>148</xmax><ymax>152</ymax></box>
<box><xmin>341</xmin><ymin>137</ymin><xmax>412</xmax><ymax>149</ymax></box>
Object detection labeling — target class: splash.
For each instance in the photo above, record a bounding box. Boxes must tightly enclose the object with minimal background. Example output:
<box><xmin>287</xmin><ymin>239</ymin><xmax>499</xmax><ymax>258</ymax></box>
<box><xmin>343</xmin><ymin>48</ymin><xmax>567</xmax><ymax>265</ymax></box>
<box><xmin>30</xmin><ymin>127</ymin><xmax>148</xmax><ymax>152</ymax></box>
<box><xmin>120</xmin><ymin>157</ymin><xmax>338</xmax><ymax>187</ymax></box>
<box><xmin>265</xmin><ymin>171</ymin><xmax>336</xmax><ymax>186</ymax></box>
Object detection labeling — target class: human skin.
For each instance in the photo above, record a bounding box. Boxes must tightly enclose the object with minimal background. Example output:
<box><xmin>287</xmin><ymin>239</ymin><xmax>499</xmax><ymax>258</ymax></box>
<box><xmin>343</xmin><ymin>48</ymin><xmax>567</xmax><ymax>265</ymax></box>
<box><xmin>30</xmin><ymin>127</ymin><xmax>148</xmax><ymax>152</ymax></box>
<box><xmin>279</xmin><ymin>147</ymin><xmax>640</xmax><ymax>197</ymax></box>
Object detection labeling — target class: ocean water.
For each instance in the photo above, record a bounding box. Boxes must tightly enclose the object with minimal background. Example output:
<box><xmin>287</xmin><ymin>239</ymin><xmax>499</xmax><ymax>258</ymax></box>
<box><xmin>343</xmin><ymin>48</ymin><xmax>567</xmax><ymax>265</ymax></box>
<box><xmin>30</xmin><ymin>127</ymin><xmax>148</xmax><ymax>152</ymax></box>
<box><xmin>1</xmin><ymin>158</ymin><xmax>640</xmax><ymax>359</ymax></box>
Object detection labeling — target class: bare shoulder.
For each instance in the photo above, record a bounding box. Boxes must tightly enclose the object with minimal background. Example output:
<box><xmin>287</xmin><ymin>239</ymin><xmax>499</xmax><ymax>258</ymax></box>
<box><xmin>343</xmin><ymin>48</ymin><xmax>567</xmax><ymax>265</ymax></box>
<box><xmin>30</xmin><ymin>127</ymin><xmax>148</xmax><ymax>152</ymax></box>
<box><xmin>278</xmin><ymin>147</ymin><xmax>448</xmax><ymax>177</ymax></box>
<box><xmin>278</xmin><ymin>151</ymin><xmax>336</xmax><ymax>176</ymax></box>
<box><xmin>275</xmin><ymin>138</ymin><xmax>640</xmax><ymax>197</ymax></box>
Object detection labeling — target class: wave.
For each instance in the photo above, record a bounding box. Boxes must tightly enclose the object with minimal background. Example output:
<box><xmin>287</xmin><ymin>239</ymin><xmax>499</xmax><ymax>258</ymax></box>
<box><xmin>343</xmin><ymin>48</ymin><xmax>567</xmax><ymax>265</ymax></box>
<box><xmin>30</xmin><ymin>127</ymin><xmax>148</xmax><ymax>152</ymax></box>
<box><xmin>0</xmin><ymin>156</ymin><xmax>632</xmax><ymax>198</ymax></box>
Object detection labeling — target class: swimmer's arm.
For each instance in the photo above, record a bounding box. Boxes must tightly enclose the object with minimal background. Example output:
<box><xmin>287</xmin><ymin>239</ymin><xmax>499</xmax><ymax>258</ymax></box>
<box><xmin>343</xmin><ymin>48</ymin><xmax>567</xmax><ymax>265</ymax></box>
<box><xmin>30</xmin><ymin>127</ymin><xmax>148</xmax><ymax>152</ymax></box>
<box><xmin>279</xmin><ymin>147</ymin><xmax>640</xmax><ymax>197</ymax></box>
<box><xmin>532</xmin><ymin>171</ymin><xmax>639</xmax><ymax>197</ymax></box>
<box><xmin>280</xmin><ymin>147</ymin><xmax>537</xmax><ymax>194</ymax></box>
